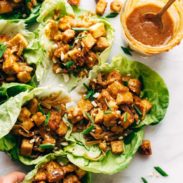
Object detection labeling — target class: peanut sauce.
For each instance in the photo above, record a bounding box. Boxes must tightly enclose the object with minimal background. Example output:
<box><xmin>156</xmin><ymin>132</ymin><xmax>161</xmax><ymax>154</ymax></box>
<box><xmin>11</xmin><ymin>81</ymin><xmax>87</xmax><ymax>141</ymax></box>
<box><xmin>126</xmin><ymin>4</ymin><xmax>174</xmax><ymax>46</ymax></box>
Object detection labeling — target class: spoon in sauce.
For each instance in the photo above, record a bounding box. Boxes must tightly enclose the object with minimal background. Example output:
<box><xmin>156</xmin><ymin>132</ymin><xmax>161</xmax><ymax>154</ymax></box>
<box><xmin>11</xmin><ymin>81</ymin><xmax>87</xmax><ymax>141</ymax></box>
<box><xmin>143</xmin><ymin>0</ymin><xmax>176</xmax><ymax>29</ymax></box>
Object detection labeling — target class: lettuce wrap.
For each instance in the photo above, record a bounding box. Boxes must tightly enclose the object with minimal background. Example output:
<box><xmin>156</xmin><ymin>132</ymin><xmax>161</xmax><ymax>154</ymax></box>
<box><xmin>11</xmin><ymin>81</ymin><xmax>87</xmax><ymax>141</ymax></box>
<box><xmin>23</xmin><ymin>150</ymin><xmax>91</xmax><ymax>183</ymax></box>
<box><xmin>0</xmin><ymin>86</ymin><xmax>70</xmax><ymax>165</ymax></box>
<box><xmin>64</xmin><ymin>55</ymin><xmax>169</xmax><ymax>174</ymax></box>
<box><xmin>0</xmin><ymin>0</ymin><xmax>44</xmax><ymax>25</ymax></box>
<box><xmin>37</xmin><ymin>0</ymin><xmax>114</xmax><ymax>90</ymax></box>
<box><xmin>0</xmin><ymin>20</ymin><xmax>45</xmax><ymax>103</ymax></box>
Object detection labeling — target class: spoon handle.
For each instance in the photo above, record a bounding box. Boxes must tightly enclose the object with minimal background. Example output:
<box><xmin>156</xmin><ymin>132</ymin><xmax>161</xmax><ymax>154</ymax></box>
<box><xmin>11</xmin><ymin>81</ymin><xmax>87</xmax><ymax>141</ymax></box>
<box><xmin>158</xmin><ymin>0</ymin><xmax>176</xmax><ymax>17</ymax></box>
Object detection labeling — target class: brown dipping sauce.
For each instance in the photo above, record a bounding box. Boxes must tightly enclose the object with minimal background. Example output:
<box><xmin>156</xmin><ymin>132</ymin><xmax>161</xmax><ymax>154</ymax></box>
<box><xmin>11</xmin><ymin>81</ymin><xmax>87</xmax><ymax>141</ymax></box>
<box><xmin>126</xmin><ymin>4</ymin><xmax>174</xmax><ymax>46</ymax></box>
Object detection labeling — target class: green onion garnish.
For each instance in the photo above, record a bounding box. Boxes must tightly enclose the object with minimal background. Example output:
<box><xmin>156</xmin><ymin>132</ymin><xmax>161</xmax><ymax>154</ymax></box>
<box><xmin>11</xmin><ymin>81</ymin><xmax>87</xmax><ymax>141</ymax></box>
<box><xmin>44</xmin><ymin>111</ymin><xmax>51</xmax><ymax>126</ymax></box>
<box><xmin>0</xmin><ymin>43</ymin><xmax>7</xmax><ymax>58</ymax></box>
<box><xmin>134</xmin><ymin>105</ymin><xmax>142</xmax><ymax>116</ymax></box>
<box><xmin>121</xmin><ymin>46</ymin><xmax>132</xmax><ymax>56</ymax></box>
<box><xmin>72</xmin><ymin>27</ymin><xmax>89</xmax><ymax>31</ymax></box>
<box><xmin>38</xmin><ymin>105</ymin><xmax>45</xmax><ymax>114</ymax></box>
<box><xmin>105</xmin><ymin>12</ymin><xmax>119</xmax><ymax>18</ymax></box>
<box><xmin>104</xmin><ymin>110</ymin><xmax>112</xmax><ymax>114</ymax></box>
<box><xmin>82</xmin><ymin>125</ymin><xmax>94</xmax><ymax>135</ymax></box>
<box><xmin>75</xmin><ymin>35</ymin><xmax>87</xmax><ymax>40</ymax></box>
<box><xmin>83</xmin><ymin>83</ymin><xmax>95</xmax><ymax>101</ymax></box>
<box><xmin>39</xmin><ymin>144</ymin><xmax>55</xmax><ymax>150</ymax></box>
<box><xmin>154</xmin><ymin>166</ymin><xmax>168</xmax><ymax>177</ymax></box>
<box><xmin>85</xmin><ymin>112</ymin><xmax>95</xmax><ymax>124</ymax></box>
<box><xmin>124</xmin><ymin>112</ymin><xmax>128</xmax><ymax>122</ymax></box>
<box><xmin>141</xmin><ymin>177</ymin><xmax>148</xmax><ymax>183</ymax></box>
<box><xmin>64</xmin><ymin>60</ymin><xmax>74</xmax><ymax>69</ymax></box>
<box><xmin>104</xmin><ymin>98</ymin><xmax>112</xmax><ymax>111</ymax></box>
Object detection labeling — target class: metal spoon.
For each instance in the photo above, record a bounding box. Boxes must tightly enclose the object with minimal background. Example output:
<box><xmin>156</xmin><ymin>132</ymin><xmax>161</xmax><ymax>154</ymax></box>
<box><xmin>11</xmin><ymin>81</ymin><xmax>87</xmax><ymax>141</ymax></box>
<box><xmin>143</xmin><ymin>0</ymin><xmax>176</xmax><ymax>29</ymax></box>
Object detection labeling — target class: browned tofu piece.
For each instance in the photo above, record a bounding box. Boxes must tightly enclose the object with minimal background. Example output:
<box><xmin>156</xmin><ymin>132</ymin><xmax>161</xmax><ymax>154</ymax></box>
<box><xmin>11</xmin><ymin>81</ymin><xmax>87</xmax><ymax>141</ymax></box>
<box><xmin>34</xmin><ymin>169</ymin><xmax>47</xmax><ymax>182</ymax></box>
<box><xmin>96</xmin><ymin>0</ymin><xmax>107</xmax><ymax>16</ymax></box>
<box><xmin>89</xmin><ymin>23</ymin><xmax>106</xmax><ymax>39</ymax></box>
<box><xmin>56</xmin><ymin>121</ymin><xmax>68</xmax><ymax>136</ymax></box>
<box><xmin>128</xmin><ymin>78</ymin><xmax>142</xmax><ymax>95</ymax></box>
<box><xmin>107</xmin><ymin>81</ymin><xmax>129</xmax><ymax>98</ymax></box>
<box><xmin>48</xmin><ymin>111</ymin><xmax>61</xmax><ymax>131</ymax></box>
<box><xmin>29</xmin><ymin>98</ymin><xmax>39</xmax><ymax>114</ymax></box>
<box><xmin>17</xmin><ymin>71</ymin><xmax>31</xmax><ymax>83</ymax></box>
<box><xmin>106</xmin><ymin>71</ymin><xmax>122</xmax><ymax>84</ymax></box>
<box><xmin>18</xmin><ymin>107</ymin><xmax>31</xmax><ymax>122</ymax></box>
<box><xmin>22</xmin><ymin>119</ymin><xmax>35</xmax><ymax>131</ymax></box>
<box><xmin>82</xmin><ymin>33</ymin><xmax>96</xmax><ymax>49</ymax></box>
<box><xmin>76</xmin><ymin>168</ymin><xmax>86</xmax><ymax>179</ymax></box>
<box><xmin>67</xmin><ymin>48</ymin><xmax>81</xmax><ymax>61</ymax></box>
<box><xmin>77</xmin><ymin>99</ymin><xmax>93</xmax><ymax>112</ymax></box>
<box><xmin>140</xmin><ymin>140</ymin><xmax>152</xmax><ymax>155</ymax></box>
<box><xmin>103</xmin><ymin>111</ymin><xmax>119</xmax><ymax>127</ymax></box>
<box><xmin>32</xmin><ymin>112</ymin><xmax>46</xmax><ymax>127</ymax></box>
<box><xmin>68</xmin><ymin>0</ymin><xmax>80</xmax><ymax>6</ymax></box>
<box><xmin>95</xmin><ymin>37</ymin><xmax>109</xmax><ymax>51</ymax></box>
<box><xmin>62</xmin><ymin>164</ymin><xmax>76</xmax><ymax>174</ymax></box>
<box><xmin>20</xmin><ymin>139</ymin><xmax>33</xmax><ymax>156</ymax></box>
<box><xmin>116</xmin><ymin>92</ymin><xmax>133</xmax><ymax>105</ymax></box>
<box><xmin>58</xmin><ymin>16</ymin><xmax>74</xmax><ymax>31</ymax></box>
<box><xmin>94</xmin><ymin>109</ymin><xmax>104</xmax><ymax>124</ymax></box>
<box><xmin>62</xmin><ymin>29</ymin><xmax>75</xmax><ymax>43</ymax></box>
<box><xmin>63</xmin><ymin>175</ymin><xmax>80</xmax><ymax>183</ymax></box>
<box><xmin>67</xmin><ymin>107</ymin><xmax>84</xmax><ymax>124</ymax></box>
<box><xmin>46</xmin><ymin>161</ymin><xmax>64</xmax><ymax>182</ymax></box>
<box><xmin>111</xmin><ymin>125</ymin><xmax>123</xmax><ymax>134</ymax></box>
<box><xmin>111</xmin><ymin>141</ymin><xmax>124</xmax><ymax>154</ymax></box>
<box><xmin>45</xmin><ymin>20</ymin><xmax>59</xmax><ymax>40</ymax></box>
<box><xmin>99</xmin><ymin>142</ymin><xmax>107</xmax><ymax>152</ymax></box>
<box><xmin>0</xmin><ymin>1</ymin><xmax>13</xmax><ymax>14</ymax></box>
<box><xmin>121</xmin><ymin>112</ymin><xmax>134</xmax><ymax>129</ymax></box>
<box><xmin>110</xmin><ymin>0</ymin><xmax>122</xmax><ymax>13</ymax></box>
<box><xmin>140</xmin><ymin>99</ymin><xmax>152</xmax><ymax>116</ymax></box>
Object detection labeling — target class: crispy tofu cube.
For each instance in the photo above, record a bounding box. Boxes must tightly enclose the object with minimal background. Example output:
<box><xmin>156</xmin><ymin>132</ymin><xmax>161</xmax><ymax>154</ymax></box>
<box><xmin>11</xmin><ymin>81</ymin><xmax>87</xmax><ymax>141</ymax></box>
<box><xmin>20</xmin><ymin>139</ymin><xmax>33</xmax><ymax>156</ymax></box>
<box><xmin>110</xmin><ymin>0</ymin><xmax>122</xmax><ymax>13</ymax></box>
<box><xmin>121</xmin><ymin>112</ymin><xmax>134</xmax><ymax>129</ymax></box>
<box><xmin>17</xmin><ymin>71</ymin><xmax>31</xmax><ymax>83</ymax></box>
<box><xmin>95</xmin><ymin>37</ymin><xmax>109</xmax><ymax>51</ymax></box>
<box><xmin>32</xmin><ymin>112</ymin><xmax>46</xmax><ymax>126</ymax></box>
<box><xmin>67</xmin><ymin>48</ymin><xmax>81</xmax><ymax>61</ymax></box>
<box><xmin>34</xmin><ymin>169</ymin><xmax>47</xmax><ymax>182</ymax></box>
<box><xmin>62</xmin><ymin>29</ymin><xmax>75</xmax><ymax>43</ymax></box>
<box><xmin>22</xmin><ymin>119</ymin><xmax>35</xmax><ymax>131</ymax></box>
<box><xmin>140</xmin><ymin>99</ymin><xmax>152</xmax><ymax>116</ymax></box>
<box><xmin>18</xmin><ymin>107</ymin><xmax>31</xmax><ymax>122</ymax></box>
<box><xmin>107</xmin><ymin>81</ymin><xmax>129</xmax><ymax>97</ymax></box>
<box><xmin>58</xmin><ymin>16</ymin><xmax>74</xmax><ymax>31</ymax></box>
<box><xmin>99</xmin><ymin>142</ymin><xmax>107</xmax><ymax>152</ymax></box>
<box><xmin>96</xmin><ymin>0</ymin><xmax>107</xmax><ymax>16</ymax></box>
<box><xmin>78</xmin><ymin>99</ymin><xmax>93</xmax><ymax>112</ymax></box>
<box><xmin>140</xmin><ymin>140</ymin><xmax>152</xmax><ymax>155</ymax></box>
<box><xmin>56</xmin><ymin>121</ymin><xmax>68</xmax><ymax>136</ymax></box>
<box><xmin>111</xmin><ymin>141</ymin><xmax>124</xmax><ymax>154</ymax></box>
<box><xmin>8</xmin><ymin>33</ymin><xmax>28</xmax><ymax>50</ymax></box>
<box><xmin>116</xmin><ymin>92</ymin><xmax>133</xmax><ymax>105</ymax></box>
<box><xmin>89</xmin><ymin>23</ymin><xmax>106</xmax><ymax>38</ymax></box>
<box><xmin>45</xmin><ymin>21</ymin><xmax>59</xmax><ymax>40</ymax></box>
<box><xmin>82</xmin><ymin>33</ymin><xmax>96</xmax><ymax>49</ymax></box>
<box><xmin>29</xmin><ymin>98</ymin><xmax>38</xmax><ymax>114</ymax></box>
<box><xmin>128</xmin><ymin>79</ymin><xmax>142</xmax><ymax>95</ymax></box>
<box><xmin>46</xmin><ymin>161</ymin><xmax>64</xmax><ymax>182</ymax></box>
<box><xmin>63</xmin><ymin>175</ymin><xmax>80</xmax><ymax>183</ymax></box>
<box><xmin>68</xmin><ymin>0</ymin><xmax>80</xmax><ymax>6</ymax></box>
<box><xmin>62</xmin><ymin>164</ymin><xmax>76</xmax><ymax>174</ymax></box>
<box><xmin>95</xmin><ymin>109</ymin><xmax>104</xmax><ymax>124</ymax></box>
<box><xmin>103</xmin><ymin>111</ymin><xmax>119</xmax><ymax>127</ymax></box>
<box><xmin>0</xmin><ymin>1</ymin><xmax>13</xmax><ymax>14</ymax></box>
<box><xmin>106</xmin><ymin>71</ymin><xmax>122</xmax><ymax>84</ymax></box>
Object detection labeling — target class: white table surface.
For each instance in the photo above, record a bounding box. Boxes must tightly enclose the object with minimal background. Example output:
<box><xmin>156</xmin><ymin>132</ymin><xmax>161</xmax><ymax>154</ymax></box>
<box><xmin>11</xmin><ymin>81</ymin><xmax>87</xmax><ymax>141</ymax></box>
<box><xmin>1</xmin><ymin>0</ymin><xmax>183</xmax><ymax>182</ymax></box>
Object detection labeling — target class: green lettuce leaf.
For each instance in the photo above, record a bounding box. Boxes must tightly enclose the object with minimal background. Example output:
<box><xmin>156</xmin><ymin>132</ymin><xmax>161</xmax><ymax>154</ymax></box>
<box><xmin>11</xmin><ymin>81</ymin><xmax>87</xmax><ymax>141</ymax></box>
<box><xmin>23</xmin><ymin>150</ymin><xmax>91</xmax><ymax>183</ymax></box>
<box><xmin>0</xmin><ymin>134</ymin><xmax>16</xmax><ymax>151</ymax></box>
<box><xmin>36</xmin><ymin>0</ymin><xmax>114</xmax><ymax>90</ymax></box>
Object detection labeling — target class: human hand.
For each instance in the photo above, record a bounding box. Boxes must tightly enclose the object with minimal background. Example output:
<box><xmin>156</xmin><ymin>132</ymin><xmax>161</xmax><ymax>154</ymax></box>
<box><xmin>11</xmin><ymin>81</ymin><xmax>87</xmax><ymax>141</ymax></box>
<box><xmin>0</xmin><ymin>171</ymin><xmax>25</xmax><ymax>183</ymax></box>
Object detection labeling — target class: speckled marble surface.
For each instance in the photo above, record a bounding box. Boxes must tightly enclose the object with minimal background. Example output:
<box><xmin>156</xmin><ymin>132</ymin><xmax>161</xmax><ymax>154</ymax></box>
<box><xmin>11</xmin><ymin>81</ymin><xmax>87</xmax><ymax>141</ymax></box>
<box><xmin>0</xmin><ymin>0</ymin><xmax>183</xmax><ymax>182</ymax></box>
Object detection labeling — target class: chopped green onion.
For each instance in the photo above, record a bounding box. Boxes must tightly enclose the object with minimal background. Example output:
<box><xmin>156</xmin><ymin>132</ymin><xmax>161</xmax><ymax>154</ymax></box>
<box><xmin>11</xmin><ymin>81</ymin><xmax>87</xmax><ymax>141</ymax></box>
<box><xmin>134</xmin><ymin>105</ymin><xmax>142</xmax><ymax>116</ymax></box>
<box><xmin>83</xmin><ymin>83</ymin><xmax>95</xmax><ymax>101</ymax></box>
<box><xmin>83</xmin><ymin>83</ymin><xmax>90</xmax><ymax>90</ymax></box>
<box><xmin>64</xmin><ymin>60</ymin><xmax>74</xmax><ymax>69</ymax></box>
<box><xmin>0</xmin><ymin>43</ymin><xmax>7</xmax><ymax>58</ymax></box>
<box><xmin>154</xmin><ymin>166</ymin><xmax>168</xmax><ymax>177</ymax></box>
<box><xmin>104</xmin><ymin>98</ymin><xmax>112</xmax><ymax>111</ymax></box>
<box><xmin>39</xmin><ymin>144</ymin><xmax>55</xmax><ymax>150</ymax></box>
<box><xmin>72</xmin><ymin>27</ymin><xmax>89</xmax><ymax>31</ymax></box>
<box><xmin>141</xmin><ymin>177</ymin><xmax>148</xmax><ymax>183</ymax></box>
<box><xmin>75</xmin><ymin>35</ymin><xmax>87</xmax><ymax>40</ymax></box>
<box><xmin>85</xmin><ymin>112</ymin><xmax>95</xmax><ymax>124</ymax></box>
<box><xmin>123</xmin><ymin>112</ymin><xmax>128</xmax><ymax>122</ymax></box>
<box><xmin>38</xmin><ymin>105</ymin><xmax>45</xmax><ymax>114</ymax></box>
<box><xmin>105</xmin><ymin>12</ymin><xmax>119</xmax><ymax>18</ymax></box>
<box><xmin>44</xmin><ymin>111</ymin><xmax>51</xmax><ymax>126</ymax></box>
<box><xmin>104</xmin><ymin>110</ymin><xmax>112</xmax><ymax>114</ymax></box>
<box><xmin>121</xmin><ymin>46</ymin><xmax>132</xmax><ymax>56</ymax></box>
<box><xmin>82</xmin><ymin>125</ymin><xmax>94</xmax><ymax>135</ymax></box>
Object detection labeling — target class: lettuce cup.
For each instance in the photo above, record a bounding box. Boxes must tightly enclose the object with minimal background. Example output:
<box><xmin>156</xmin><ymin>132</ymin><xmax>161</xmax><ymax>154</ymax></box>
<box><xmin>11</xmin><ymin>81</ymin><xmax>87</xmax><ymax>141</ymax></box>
<box><xmin>23</xmin><ymin>150</ymin><xmax>91</xmax><ymax>183</ymax></box>
<box><xmin>37</xmin><ymin>0</ymin><xmax>114</xmax><ymax>90</ymax></box>
<box><xmin>121</xmin><ymin>0</ymin><xmax>183</xmax><ymax>55</ymax></box>
<box><xmin>64</xmin><ymin>55</ymin><xmax>169</xmax><ymax>174</ymax></box>
<box><xmin>0</xmin><ymin>86</ymin><xmax>71</xmax><ymax>165</ymax></box>
<box><xmin>0</xmin><ymin>0</ymin><xmax>44</xmax><ymax>25</ymax></box>
<box><xmin>0</xmin><ymin>20</ymin><xmax>45</xmax><ymax>104</ymax></box>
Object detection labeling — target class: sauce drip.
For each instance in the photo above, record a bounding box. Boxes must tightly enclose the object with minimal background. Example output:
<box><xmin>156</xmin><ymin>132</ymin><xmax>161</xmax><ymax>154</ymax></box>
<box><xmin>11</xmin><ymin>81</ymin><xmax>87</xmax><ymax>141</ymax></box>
<box><xmin>126</xmin><ymin>4</ymin><xmax>174</xmax><ymax>46</ymax></box>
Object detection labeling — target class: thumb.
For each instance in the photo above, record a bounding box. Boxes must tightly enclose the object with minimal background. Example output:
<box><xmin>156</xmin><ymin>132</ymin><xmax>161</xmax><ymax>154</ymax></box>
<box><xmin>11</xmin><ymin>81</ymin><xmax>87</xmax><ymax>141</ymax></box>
<box><xmin>1</xmin><ymin>172</ymin><xmax>25</xmax><ymax>183</ymax></box>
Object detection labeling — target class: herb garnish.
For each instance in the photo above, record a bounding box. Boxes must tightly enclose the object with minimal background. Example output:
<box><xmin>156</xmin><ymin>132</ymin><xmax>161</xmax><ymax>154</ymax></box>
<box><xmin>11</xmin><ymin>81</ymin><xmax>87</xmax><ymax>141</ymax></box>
<box><xmin>39</xmin><ymin>143</ymin><xmax>55</xmax><ymax>150</ymax></box>
<box><xmin>121</xmin><ymin>46</ymin><xmax>133</xmax><ymax>56</ymax></box>
<box><xmin>64</xmin><ymin>60</ymin><xmax>75</xmax><ymax>69</ymax></box>
<box><xmin>141</xmin><ymin>177</ymin><xmax>148</xmax><ymax>183</ymax></box>
<box><xmin>134</xmin><ymin>105</ymin><xmax>142</xmax><ymax>116</ymax></box>
<box><xmin>83</xmin><ymin>83</ymin><xmax>95</xmax><ymax>101</ymax></box>
<box><xmin>105</xmin><ymin>12</ymin><xmax>119</xmax><ymax>18</ymax></box>
<box><xmin>72</xmin><ymin>27</ymin><xmax>89</xmax><ymax>31</ymax></box>
<box><xmin>154</xmin><ymin>166</ymin><xmax>168</xmax><ymax>177</ymax></box>
<box><xmin>82</xmin><ymin>112</ymin><xmax>95</xmax><ymax>135</ymax></box>
<box><xmin>38</xmin><ymin>105</ymin><xmax>45</xmax><ymax>114</ymax></box>
<box><xmin>0</xmin><ymin>43</ymin><xmax>7</xmax><ymax>58</ymax></box>
<box><xmin>124</xmin><ymin>112</ymin><xmax>128</xmax><ymax>122</ymax></box>
<box><xmin>104</xmin><ymin>98</ymin><xmax>112</xmax><ymax>111</ymax></box>
<box><xmin>104</xmin><ymin>110</ymin><xmax>112</xmax><ymax>114</ymax></box>
<box><xmin>44</xmin><ymin>111</ymin><xmax>51</xmax><ymax>126</ymax></box>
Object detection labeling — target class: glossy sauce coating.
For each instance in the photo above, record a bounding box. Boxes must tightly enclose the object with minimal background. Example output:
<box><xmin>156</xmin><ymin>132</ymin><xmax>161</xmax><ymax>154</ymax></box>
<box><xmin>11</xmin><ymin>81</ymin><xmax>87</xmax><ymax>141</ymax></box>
<box><xmin>126</xmin><ymin>4</ymin><xmax>174</xmax><ymax>46</ymax></box>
